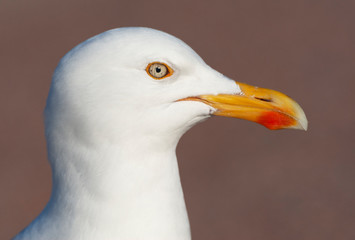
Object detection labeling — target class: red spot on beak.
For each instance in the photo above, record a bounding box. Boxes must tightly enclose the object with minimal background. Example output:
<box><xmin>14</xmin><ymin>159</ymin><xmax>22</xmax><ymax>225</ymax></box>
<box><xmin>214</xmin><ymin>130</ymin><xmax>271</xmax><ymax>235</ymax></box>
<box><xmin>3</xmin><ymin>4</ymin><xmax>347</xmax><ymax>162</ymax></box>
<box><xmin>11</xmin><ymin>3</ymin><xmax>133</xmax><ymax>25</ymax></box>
<box><xmin>257</xmin><ymin>111</ymin><xmax>295</xmax><ymax>130</ymax></box>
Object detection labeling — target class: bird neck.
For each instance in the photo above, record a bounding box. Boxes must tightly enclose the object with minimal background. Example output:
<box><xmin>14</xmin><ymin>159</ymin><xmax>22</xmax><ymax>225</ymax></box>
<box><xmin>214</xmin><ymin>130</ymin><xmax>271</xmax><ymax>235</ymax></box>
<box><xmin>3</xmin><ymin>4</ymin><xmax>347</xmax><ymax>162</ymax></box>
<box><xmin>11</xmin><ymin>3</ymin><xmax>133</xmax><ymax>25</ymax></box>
<box><xmin>38</xmin><ymin>136</ymin><xmax>191</xmax><ymax>240</ymax></box>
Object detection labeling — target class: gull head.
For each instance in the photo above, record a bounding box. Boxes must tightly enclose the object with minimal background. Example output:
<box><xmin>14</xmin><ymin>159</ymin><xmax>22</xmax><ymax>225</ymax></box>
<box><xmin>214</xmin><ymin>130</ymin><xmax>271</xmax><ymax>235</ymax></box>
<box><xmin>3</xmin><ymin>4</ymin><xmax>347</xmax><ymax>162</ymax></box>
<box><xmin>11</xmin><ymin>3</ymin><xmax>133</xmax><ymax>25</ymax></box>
<box><xmin>14</xmin><ymin>27</ymin><xmax>308</xmax><ymax>240</ymax></box>
<box><xmin>45</xmin><ymin>27</ymin><xmax>307</xmax><ymax>148</ymax></box>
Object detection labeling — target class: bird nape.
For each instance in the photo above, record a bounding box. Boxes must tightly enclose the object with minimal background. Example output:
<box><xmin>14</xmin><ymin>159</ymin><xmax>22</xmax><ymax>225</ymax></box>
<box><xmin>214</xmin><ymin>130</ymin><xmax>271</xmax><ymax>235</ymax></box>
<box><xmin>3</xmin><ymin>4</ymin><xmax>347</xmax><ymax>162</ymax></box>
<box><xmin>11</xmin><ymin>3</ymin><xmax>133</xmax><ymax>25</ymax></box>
<box><xmin>14</xmin><ymin>27</ymin><xmax>307</xmax><ymax>240</ymax></box>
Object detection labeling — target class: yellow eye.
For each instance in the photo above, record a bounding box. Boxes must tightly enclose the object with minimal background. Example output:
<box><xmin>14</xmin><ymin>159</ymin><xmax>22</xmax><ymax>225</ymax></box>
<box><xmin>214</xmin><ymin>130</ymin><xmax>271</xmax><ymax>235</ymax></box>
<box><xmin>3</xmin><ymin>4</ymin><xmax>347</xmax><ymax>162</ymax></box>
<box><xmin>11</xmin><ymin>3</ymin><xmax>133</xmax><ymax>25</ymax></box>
<box><xmin>146</xmin><ymin>62</ymin><xmax>173</xmax><ymax>79</ymax></box>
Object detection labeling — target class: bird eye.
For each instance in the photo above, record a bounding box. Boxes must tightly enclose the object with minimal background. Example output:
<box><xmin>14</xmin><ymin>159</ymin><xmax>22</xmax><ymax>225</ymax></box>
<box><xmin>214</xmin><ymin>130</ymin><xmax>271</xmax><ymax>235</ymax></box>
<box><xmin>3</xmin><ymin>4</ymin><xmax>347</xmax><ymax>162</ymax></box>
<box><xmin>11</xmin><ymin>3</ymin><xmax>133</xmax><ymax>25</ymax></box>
<box><xmin>146</xmin><ymin>62</ymin><xmax>173</xmax><ymax>79</ymax></box>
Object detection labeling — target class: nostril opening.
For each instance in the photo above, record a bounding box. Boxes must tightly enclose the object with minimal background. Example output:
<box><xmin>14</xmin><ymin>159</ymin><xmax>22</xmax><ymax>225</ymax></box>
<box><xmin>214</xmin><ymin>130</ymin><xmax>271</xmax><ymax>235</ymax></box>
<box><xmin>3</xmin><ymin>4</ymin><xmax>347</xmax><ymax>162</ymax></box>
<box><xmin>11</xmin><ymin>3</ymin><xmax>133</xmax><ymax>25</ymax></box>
<box><xmin>255</xmin><ymin>97</ymin><xmax>272</xmax><ymax>102</ymax></box>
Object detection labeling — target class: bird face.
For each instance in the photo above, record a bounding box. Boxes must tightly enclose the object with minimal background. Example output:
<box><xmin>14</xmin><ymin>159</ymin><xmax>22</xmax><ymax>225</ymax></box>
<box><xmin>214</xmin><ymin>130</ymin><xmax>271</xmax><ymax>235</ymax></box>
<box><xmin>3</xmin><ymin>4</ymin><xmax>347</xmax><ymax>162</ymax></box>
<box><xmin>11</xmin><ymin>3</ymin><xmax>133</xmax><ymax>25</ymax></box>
<box><xmin>45</xmin><ymin>27</ymin><xmax>307</xmax><ymax>146</ymax></box>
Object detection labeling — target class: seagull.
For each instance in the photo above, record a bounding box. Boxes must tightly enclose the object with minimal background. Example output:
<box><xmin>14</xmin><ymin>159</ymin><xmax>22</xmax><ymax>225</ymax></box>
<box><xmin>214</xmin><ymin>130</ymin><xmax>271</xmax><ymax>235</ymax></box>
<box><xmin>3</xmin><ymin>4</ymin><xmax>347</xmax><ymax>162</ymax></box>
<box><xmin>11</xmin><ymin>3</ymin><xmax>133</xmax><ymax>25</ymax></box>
<box><xmin>14</xmin><ymin>27</ymin><xmax>307</xmax><ymax>240</ymax></box>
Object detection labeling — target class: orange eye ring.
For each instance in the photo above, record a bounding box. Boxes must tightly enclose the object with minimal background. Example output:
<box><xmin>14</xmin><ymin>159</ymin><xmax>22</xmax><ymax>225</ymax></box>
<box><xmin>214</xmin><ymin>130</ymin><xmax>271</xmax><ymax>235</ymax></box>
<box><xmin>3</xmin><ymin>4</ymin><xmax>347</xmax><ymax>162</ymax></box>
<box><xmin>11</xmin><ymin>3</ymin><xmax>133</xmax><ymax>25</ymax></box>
<box><xmin>146</xmin><ymin>62</ymin><xmax>174</xmax><ymax>80</ymax></box>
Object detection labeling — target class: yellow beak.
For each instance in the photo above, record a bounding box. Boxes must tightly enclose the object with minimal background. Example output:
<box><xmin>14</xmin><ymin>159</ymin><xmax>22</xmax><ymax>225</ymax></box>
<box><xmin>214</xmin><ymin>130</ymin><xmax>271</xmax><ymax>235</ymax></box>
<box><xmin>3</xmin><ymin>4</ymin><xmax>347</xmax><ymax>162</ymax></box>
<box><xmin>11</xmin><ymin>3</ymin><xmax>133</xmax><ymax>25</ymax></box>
<box><xmin>180</xmin><ymin>81</ymin><xmax>307</xmax><ymax>130</ymax></box>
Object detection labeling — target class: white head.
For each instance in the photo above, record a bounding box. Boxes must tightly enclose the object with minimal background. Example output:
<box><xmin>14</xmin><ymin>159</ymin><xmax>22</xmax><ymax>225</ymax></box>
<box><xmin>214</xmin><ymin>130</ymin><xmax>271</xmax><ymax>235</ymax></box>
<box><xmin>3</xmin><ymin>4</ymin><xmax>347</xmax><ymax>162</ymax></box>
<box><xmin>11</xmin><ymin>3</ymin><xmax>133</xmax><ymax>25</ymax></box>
<box><xmin>45</xmin><ymin>27</ymin><xmax>307</xmax><ymax>163</ymax></box>
<box><xmin>45</xmin><ymin>28</ymin><xmax>240</xmax><ymax>149</ymax></box>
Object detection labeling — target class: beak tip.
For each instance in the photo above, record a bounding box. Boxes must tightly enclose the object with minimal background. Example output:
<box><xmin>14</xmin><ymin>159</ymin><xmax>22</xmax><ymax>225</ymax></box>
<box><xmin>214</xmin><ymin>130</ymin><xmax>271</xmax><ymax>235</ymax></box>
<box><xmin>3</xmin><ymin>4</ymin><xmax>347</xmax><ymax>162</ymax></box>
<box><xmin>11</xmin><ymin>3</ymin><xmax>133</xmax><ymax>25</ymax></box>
<box><xmin>294</xmin><ymin>105</ymin><xmax>308</xmax><ymax>131</ymax></box>
<box><xmin>293</xmin><ymin>120</ymin><xmax>308</xmax><ymax>131</ymax></box>
<box><xmin>296</xmin><ymin>115</ymin><xmax>308</xmax><ymax>131</ymax></box>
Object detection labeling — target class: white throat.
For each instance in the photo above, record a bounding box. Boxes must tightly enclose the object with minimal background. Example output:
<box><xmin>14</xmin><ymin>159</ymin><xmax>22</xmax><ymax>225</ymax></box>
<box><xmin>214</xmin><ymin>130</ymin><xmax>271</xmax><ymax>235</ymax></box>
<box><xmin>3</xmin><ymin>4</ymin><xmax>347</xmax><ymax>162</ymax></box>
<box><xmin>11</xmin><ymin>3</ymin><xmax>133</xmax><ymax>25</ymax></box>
<box><xmin>17</xmin><ymin>135</ymin><xmax>191</xmax><ymax>240</ymax></box>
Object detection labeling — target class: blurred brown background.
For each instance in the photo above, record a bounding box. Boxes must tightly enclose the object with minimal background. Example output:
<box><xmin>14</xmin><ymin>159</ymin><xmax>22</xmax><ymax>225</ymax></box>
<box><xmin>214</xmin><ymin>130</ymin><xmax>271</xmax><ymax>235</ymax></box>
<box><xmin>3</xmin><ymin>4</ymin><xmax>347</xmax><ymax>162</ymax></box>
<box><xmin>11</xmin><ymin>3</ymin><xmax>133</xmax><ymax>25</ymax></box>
<box><xmin>1</xmin><ymin>0</ymin><xmax>354</xmax><ymax>239</ymax></box>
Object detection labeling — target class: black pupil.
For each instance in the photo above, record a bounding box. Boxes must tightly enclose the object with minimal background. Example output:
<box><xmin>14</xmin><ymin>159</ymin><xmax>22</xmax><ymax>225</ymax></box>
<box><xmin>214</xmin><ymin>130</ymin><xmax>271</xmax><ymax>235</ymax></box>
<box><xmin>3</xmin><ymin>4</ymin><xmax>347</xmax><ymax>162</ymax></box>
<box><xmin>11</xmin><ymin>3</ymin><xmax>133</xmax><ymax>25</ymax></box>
<box><xmin>156</xmin><ymin>67</ymin><xmax>161</xmax><ymax>73</ymax></box>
